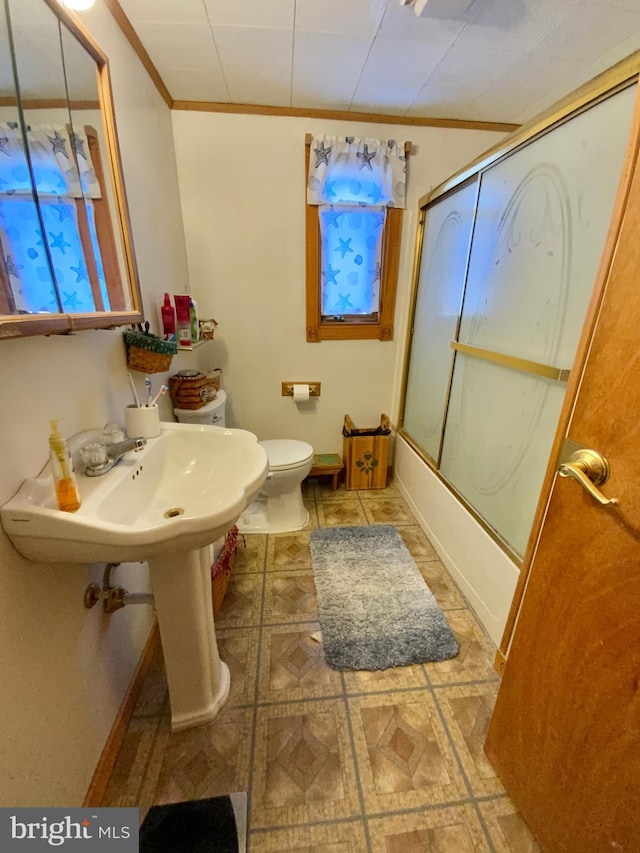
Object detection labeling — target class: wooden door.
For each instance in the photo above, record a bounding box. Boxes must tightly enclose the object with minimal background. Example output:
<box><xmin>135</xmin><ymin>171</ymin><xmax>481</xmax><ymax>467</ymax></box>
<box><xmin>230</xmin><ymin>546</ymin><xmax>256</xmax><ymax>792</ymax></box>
<box><xmin>484</xmin><ymin>98</ymin><xmax>640</xmax><ymax>850</ymax></box>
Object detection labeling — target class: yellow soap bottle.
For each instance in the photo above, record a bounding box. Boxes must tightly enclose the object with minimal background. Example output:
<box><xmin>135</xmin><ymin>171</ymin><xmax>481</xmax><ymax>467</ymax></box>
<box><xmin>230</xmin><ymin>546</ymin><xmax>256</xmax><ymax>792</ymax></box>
<box><xmin>48</xmin><ymin>419</ymin><xmax>81</xmax><ymax>513</ymax></box>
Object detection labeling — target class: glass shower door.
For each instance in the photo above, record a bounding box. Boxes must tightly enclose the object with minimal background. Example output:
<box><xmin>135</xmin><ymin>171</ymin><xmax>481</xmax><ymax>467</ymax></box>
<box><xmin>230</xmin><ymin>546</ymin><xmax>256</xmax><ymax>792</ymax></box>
<box><xmin>439</xmin><ymin>83</ymin><xmax>637</xmax><ymax>555</ymax></box>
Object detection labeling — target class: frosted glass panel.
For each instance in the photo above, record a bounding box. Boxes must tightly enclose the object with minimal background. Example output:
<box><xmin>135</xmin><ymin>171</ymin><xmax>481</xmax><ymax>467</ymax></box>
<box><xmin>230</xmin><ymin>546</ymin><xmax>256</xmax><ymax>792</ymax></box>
<box><xmin>403</xmin><ymin>179</ymin><xmax>477</xmax><ymax>460</ymax></box>
<box><xmin>440</xmin><ymin>354</ymin><xmax>567</xmax><ymax>555</ymax></box>
<box><xmin>458</xmin><ymin>84</ymin><xmax>637</xmax><ymax>368</ymax></box>
<box><xmin>440</xmin><ymin>84</ymin><xmax>637</xmax><ymax>555</ymax></box>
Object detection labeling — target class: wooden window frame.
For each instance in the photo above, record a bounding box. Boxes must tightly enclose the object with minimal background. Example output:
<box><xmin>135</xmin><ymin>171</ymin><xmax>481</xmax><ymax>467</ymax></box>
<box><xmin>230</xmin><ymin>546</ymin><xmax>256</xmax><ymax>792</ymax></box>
<box><xmin>304</xmin><ymin>137</ymin><xmax>406</xmax><ymax>342</ymax></box>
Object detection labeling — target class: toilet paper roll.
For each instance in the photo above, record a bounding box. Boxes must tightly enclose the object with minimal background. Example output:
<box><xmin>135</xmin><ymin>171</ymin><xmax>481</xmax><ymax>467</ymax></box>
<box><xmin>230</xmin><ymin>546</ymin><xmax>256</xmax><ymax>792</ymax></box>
<box><xmin>293</xmin><ymin>383</ymin><xmax>310</xmax><ymax>403</ymax></box>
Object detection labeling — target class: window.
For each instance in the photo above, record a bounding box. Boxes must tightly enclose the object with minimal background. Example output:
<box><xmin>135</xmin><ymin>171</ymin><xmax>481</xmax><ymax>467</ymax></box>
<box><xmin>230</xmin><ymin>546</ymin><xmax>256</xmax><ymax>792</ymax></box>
<box><xmin>305</xmin><ymin>134</ymin><xmax>408</xmax><ymax>342</ymax></box>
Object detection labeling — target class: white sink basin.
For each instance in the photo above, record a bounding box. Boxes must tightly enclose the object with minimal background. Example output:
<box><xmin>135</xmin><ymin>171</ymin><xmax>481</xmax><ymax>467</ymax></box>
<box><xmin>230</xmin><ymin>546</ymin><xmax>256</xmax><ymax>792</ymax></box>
<box><xmin>1</xmin><ymin>422</ymin><xmax>268</xmax><ymax>563</ymax></box>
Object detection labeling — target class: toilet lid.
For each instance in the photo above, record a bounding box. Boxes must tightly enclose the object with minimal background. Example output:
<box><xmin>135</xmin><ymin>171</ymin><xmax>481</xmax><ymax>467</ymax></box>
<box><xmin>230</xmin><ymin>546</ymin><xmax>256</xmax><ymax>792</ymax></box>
<box><xmin>260</xmin><ymin>439</ymin><xmax>314</xmax><ymax>471</ymax></box>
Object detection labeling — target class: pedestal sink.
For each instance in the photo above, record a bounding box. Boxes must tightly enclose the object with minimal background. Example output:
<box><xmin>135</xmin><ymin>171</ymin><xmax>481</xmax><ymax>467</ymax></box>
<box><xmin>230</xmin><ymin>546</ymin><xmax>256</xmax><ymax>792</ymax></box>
<box><xmin>1</xmin><ymin>422</ymin><xmax>268</xmax><ymax>730</ymax></box>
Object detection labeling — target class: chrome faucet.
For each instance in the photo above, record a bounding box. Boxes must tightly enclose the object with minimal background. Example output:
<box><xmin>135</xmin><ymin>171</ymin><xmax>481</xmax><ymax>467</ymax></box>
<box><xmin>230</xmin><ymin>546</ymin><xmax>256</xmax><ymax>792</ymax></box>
<box><xmin>81</xmin><ymin>437</ymin><xmax>147</xmax><ymax>477</ymax></box>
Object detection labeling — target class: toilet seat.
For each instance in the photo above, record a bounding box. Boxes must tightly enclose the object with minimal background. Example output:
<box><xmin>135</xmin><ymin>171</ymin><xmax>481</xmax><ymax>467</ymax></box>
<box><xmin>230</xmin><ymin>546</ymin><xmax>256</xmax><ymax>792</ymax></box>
<box><xmin>260</xmin><ymin>439</ymin><xmax>313</xmax><ymax>471</ymax></box>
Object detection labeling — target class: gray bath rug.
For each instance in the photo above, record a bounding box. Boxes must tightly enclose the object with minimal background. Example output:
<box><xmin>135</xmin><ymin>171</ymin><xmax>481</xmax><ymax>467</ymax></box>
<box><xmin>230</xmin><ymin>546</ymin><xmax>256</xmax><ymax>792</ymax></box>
<box><xmin>310</xmin><ymin>525</ymin><xmax>459</xmax><ymax>671</ymax></box>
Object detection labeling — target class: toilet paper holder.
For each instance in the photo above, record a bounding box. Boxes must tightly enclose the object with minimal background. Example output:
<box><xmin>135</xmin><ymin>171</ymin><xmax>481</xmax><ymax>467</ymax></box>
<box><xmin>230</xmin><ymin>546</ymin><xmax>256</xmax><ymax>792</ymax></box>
<box><xmin>281</xmin><ymin>381</ymin><xmax>321</xmax><ymax>397</ymax></box>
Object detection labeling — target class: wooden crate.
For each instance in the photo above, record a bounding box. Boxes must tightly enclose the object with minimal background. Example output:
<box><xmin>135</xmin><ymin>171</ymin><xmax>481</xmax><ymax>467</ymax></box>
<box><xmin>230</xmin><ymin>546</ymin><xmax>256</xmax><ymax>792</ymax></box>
<box><xmin>342</xmin><ymin>414</ymin><xmax>390</xmax><ymax>490</ymax></box>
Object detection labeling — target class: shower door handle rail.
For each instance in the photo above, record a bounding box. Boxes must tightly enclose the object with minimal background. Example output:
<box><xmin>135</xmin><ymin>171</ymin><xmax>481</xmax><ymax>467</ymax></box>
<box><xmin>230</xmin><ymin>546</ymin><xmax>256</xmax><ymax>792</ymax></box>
<box><xmin>558</xmin><ymin>449</ymin><xmax>619</xmax><ymax>507</ymax></box>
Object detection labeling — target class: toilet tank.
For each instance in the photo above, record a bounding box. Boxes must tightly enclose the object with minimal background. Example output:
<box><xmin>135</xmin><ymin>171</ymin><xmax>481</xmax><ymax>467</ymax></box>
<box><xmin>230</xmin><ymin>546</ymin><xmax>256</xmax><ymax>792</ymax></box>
<box><xmin>174</xmin><ymin>389</ymin><xmax>226</xmax><ymax>427</ymax></box>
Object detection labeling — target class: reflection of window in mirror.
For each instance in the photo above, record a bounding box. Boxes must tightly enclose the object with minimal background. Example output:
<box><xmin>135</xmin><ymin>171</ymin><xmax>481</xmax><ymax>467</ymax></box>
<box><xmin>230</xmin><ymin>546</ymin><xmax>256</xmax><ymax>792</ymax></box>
<box><xmin>0</xmin><ymin>0</ymin><xmax>142</xmax><ymax>335</ymax></box>
<box><xmin>0</xmin><ymin>123</ymin><xmax>123</xmax><ymax>312</ymax></box>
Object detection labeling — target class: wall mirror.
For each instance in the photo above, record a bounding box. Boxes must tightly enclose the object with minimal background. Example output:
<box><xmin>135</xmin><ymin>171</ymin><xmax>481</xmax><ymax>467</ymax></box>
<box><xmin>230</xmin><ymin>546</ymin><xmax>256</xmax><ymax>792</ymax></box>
<box><xmin>0</xmin><ymin>0</ymin><xmax>142</xmax><ymax>338</ymax></box>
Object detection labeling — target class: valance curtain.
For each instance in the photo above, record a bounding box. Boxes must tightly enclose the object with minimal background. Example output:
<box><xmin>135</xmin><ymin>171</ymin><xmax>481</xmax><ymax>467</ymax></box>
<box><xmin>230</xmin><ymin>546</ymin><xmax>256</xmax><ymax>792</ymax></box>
<box><xmin>0</xmin><ymin>122</ymin><xmax>101</xmax><ymax>199</ymax></box>
<box><xmin>307</xmin><ymin>135</ymin><xmax>407</xmax><ymax>209</ymax></box>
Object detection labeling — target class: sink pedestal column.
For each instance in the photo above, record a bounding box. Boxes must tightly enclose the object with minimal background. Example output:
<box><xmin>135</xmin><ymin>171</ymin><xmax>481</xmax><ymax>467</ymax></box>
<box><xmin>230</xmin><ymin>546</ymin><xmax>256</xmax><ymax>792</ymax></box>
<box><xmin>149</xmin><ymin>546</ymin><xmax>230</xmax><ymax>730</ymax></box>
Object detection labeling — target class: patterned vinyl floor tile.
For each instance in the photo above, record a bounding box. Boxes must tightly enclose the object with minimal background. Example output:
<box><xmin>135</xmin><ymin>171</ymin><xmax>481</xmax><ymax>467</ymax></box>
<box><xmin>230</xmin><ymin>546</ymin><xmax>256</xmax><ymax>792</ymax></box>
<box><xmin>251</xmin><ymin>699</ymin><xmax>361</xmax><ymax>829</ymax></box>
<box><xmin>348</xmin><ymin>690</ymin><xmax>468</xmax><ymax>814</ymax></box>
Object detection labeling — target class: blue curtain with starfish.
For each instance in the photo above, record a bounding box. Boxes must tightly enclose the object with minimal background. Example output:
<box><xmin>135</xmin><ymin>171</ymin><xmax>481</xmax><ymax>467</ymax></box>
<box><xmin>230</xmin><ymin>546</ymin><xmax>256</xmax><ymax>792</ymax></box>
<box><xmin>0</xmin><ymin>122</ymin><xmax>104</xmax><ymax>313</ymax></box>
<box><xmin>307</xmin><ymin>135</ymin><xmax>407</xmax><ymax>316</ymax></box>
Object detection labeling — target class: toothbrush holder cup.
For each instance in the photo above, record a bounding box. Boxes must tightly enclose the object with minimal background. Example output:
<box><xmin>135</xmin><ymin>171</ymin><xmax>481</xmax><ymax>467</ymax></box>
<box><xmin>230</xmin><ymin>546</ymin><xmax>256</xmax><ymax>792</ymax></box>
<box><xmin>125</xmin><ymin>404</ymin><xmax>160</xmax><ymax>439</ymax></box>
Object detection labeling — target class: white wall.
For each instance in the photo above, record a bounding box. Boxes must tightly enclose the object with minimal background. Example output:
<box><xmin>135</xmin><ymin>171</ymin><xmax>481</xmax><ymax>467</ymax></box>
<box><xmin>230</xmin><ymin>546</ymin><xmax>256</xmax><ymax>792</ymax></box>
<box><xmin>0</xmin><ymin>1</ymin><xmax>190</xmax><ymax>806</ymax></box>
<box><xmin>171</xmin><ymin>111</ymin><xmax>505</xmax><ymax>451</ymax></box>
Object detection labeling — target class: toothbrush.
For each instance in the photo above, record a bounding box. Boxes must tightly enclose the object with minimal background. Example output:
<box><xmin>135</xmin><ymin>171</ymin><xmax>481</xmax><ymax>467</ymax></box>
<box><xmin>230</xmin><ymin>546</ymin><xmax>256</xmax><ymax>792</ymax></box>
<box><xmin>128</xmin><ymin>372</ymin><xmax>141</xmax><ymax>408</ymax></box>
<box><xmin>144</xmin><ymin>376</ymin><xmax>152</xmax><ymax>406</ymax></box>
<box><xmin>149</xmin><ymin>385</ymin><xmax>168</xmax><ymax>407</ymax></box>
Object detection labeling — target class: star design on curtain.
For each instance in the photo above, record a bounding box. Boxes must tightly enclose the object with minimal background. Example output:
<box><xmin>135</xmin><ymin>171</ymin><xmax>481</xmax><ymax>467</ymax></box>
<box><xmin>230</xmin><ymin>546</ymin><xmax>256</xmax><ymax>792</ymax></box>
<box><xmin>325</xmin><ymin>181</ymin><xmax>337</xmax><ymax>199</ymax></box>
<box><xmin>70</xmin><ymin>260</ymin><xmax>88</xmax><ymax>283</ymax></box>
<box><xmin>0</xmin><ymin>136</ymin><xmax>9</xmax><ymax>156</ymax></box>
<box><xmin>335</xmin><ymin>238</ymin><xmax>353</xmax><ymax>258</ymax></box>
<box><xmin>47</xmin><ymin>130</ymin><xmax>69</xmax><ymax>159</ymax></box>
<box><xmin>323</xmin><ymin>206</ymin><xmax>343</xmax><ymax>228</ymax></box>
<box><xmin>49</xmin><ymin>232</ymin><xmax>72</xmax><ymax>254</ymax></box>
<box><xmin>52</xmin><ymin>204</ymin><xmax>74</xmax><ymax>223</ymax></box>
<box><xmin>372</xmin><ymin>261</ymin><xmax>382</xmax><ymax>283</ymax></box>
<box><xmin>5</xmin><ymin>253</ymin><xmax>23</xmax><ymax>277</ymax></box>
<box><xmin>314</xmin><ymin>141</ymin><xmax>332</xmax><ymax>167</ymax></box>
<box><xmin>63</xmin><ymin>290</ymin><xmax>83</xmax><ymax>309</ymax></box>
<box><xmin>336</xmin><ymin>293</ymin><xmax>353</xmax><ymax>312</ymax></box>
<box><xmin>71</xmin><ymin>133</ymin><xmax>87</xmax><ymax>160</ymax></box>
<box><xmin>357</xmin><ymin>144</ymin><xmax>376</xmax><ymax>172</ymax></box>
<box><xmin>323</xmin><ymin>263</ymin><xmax>340</xmax><ymax>285</ymax></box>
<box><xmin>368</xmin><ymin>184</ymin><xmax>384</xmax><ymax>203</ymax></box>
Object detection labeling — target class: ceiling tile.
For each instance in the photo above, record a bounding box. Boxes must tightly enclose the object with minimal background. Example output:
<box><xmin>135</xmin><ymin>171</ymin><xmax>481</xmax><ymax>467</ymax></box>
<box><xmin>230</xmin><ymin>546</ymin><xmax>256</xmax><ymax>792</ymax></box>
<box><xmin>424</xmin><ymin>42</ymin><xmax>521</xmax><ymax>90</ymax></box>
<box><xmin>488</xmin><ymin>52</ymin><xmax>589</xmax><ymax>108</ymax></box>
<box><xmin>162</xmin><ymin>68</ymin><xmax>230</xmax><ymax>102</ymax></box>
<box><xmin>462</xmin><ymin>97</ymin><xmax>523</xmax><ymax>123</ymax></box>
<box><xmin>593</xmin><ymin>0</ymin><xmax>640</xmax><ymax>8</ymax></box>
<box><xmin>203</xmin><ymin>0</ymin><xmax>294</xmax><ymax>29</ymax></box>
<box><xmin>295</xmin><ymin>0</ymin><xmax>385</xmax><ymax>37</ymax></box>
<box><xmin>351</xmin><ymin>36</ymin><xmax>451</xmax><ymax>111</ymax></box>
<box><xmin>292</xmin><ymin>32</ymin><xmax>372</xmax><ymax>109</ymax></box>
<box><xmin>133</xmin><ymin>22</ymin><xmax>218</xmax><ymax>72</ymax></box>
<box><xmin>534</xmin><ymin>0</ymin><xmax>640</xmax><ymax>64</ymax></box>
<box><xmin>212</xmin><ymin>26</ymin><xmax>293</xmax><ymax>106</ymax></box>
<box><xmin>119</xmin><ymin>0</ymin><xmax>209</xmax><ymax>25</ymax></box>
<box><xmin>406</xmin><ymin>82</ymin><xmax>486</xmax><ymax>117</ymax></box>
<box><xmin>377</xmin><ymin>1</ymin><xmax>467</xmax><ymax>42</ymax></box>
<box><xmin>457</xmin><ymin>0</ymin><xmax>580</xmax><ymax>52</ymax></box>
<box><xmin>588</xmin><ymin>32</ymin><xmax>640</xmax><ymax>75</ymax></box>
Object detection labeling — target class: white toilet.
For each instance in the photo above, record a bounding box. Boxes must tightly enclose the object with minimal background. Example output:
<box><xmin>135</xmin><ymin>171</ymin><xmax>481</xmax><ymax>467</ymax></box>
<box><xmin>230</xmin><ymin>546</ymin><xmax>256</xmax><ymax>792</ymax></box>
<box><xmin>173</xmin><ymin>392</ymin><xmax>314</xmax><ymax>534</ymax></box>
<box><xmin>237</xmin><ymin>439</ymin><xmax>314</xmax><ymax>533</ymax></box>
<box><xmin>173</xmin><ymin>390</ymin><xmax>227</xmax><ymax>427</ymax></box>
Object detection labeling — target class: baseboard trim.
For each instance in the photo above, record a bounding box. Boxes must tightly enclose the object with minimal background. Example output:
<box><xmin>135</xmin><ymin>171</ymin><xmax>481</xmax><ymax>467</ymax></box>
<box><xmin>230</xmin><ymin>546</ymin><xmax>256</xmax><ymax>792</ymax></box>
<box><xmin>83</xmin><ymin>622</ymin><xmax>161</xmax><ymax>807</ymax></box>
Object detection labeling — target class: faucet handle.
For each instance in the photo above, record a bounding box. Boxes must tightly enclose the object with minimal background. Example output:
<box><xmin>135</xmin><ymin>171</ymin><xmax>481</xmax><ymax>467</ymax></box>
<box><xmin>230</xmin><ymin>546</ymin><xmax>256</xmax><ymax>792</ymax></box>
<box><xmin>102</xmin><ymin>423</ymin><xmax>126</xmax><ymax>445</ymax></box>
<box><xmin>80</xmin><ymin>442</ymin><xmax>109</xmax><ymax>468</ymax></box>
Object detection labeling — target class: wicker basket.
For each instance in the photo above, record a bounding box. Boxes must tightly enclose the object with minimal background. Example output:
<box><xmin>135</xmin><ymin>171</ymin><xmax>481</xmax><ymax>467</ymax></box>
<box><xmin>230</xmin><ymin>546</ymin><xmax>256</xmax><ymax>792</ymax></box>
<box><xmin>169</xmin><ymin>371</ymin><xmax>208</xmax><ymax>410</ymax></box>
<box><xmin>203</xmin><ymin>368</ymin><xmax>222</xmax><ymax>401</ymax></box>
<box><xmin>211</xmin><ymin>526</ymin><xmax>244</xmax><ymax>616</ymax></box>
<box><xmin>124</xmin><ymin>330</ymin><xmax>177</xmax><ymax>374</ymax></box>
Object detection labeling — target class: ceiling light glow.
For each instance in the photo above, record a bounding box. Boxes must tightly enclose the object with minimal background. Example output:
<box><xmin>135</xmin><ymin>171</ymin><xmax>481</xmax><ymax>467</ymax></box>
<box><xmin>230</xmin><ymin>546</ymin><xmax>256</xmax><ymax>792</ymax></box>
<box><xmin>61</xmin><ymin>0</ymin><xmax>96</xmax><ymax>11</ymax></box>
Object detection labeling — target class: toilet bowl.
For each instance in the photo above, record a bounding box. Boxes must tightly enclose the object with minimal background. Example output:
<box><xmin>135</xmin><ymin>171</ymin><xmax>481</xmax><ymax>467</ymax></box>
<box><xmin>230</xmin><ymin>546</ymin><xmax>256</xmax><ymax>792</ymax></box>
<box><xmin>172</xmin><ymin>395</ymin><xmax>313</xmax><ymax>533</ymax></box>
<box><xmin>236</xmin><ymin>439</ymin><xmax>314</xmax><ymax>534</ymax></box>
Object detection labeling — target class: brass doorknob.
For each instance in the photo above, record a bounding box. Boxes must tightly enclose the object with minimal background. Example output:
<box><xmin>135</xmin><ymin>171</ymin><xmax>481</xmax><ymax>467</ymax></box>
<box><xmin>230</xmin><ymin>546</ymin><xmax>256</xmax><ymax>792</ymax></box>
<box><xmin>558</xmin><ymin>449</ymin><xmax>618</xmax><ymax>507</ymax></box>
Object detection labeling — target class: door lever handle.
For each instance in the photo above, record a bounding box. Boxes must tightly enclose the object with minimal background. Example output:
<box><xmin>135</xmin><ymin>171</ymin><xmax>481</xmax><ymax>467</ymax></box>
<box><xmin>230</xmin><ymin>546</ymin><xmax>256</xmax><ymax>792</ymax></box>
<box><xmin>558</xmin><ymin>449</ymin><xmax>618</xmax><ymax>507</ymax></box>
